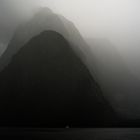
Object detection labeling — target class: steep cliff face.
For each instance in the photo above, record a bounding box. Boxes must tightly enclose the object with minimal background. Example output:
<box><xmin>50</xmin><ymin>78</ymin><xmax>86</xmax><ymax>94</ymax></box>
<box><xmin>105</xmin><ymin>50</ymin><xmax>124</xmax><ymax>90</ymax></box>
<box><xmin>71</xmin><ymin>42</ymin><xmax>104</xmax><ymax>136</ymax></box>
<box><xmin>0</xmin><ymin>31</ymin><xmax>117</xmax><ymax>127</ymax></box>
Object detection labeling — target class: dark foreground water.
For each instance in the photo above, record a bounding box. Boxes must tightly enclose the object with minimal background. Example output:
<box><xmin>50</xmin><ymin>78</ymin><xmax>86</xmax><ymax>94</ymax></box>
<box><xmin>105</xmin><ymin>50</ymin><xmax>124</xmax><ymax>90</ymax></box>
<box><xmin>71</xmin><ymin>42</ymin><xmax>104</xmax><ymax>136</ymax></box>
<box><xmin>1</xmin><ymin>128</ymin><xmax>140</xmax><ymax>139</ymax></box>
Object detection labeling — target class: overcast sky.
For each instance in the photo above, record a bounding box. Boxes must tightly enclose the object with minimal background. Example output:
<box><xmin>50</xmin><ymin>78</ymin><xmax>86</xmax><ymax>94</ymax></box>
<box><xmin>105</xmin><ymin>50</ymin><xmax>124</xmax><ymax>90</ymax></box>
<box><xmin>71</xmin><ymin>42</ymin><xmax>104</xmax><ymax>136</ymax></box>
<box><xmin>1</xmin><ymin>0</ymin><xmax>140</xmax><ymax>77</ymax></box>
<box><xmin>42</xmin><ymin>0</ymin><xmax>140</xmax><ymax>77</ymax></box>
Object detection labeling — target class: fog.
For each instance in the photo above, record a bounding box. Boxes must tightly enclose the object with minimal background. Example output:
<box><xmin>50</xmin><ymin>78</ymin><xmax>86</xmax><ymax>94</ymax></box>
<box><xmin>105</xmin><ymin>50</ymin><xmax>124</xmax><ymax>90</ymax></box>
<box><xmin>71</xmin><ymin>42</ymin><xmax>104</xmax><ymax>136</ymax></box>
<box><xmin>1</xmin><ymin>0</ymin><xmax>140</xmax><ymax>77</ymax></box>
<box><xmin>42</xmin><ymin>0</ymin><xmax>140</xmax><ymax>78</ymax></box>
<box><xmin>1</xmin><ymin>0</ymin><xmax>140</xmax><ymax>119</ymax></box>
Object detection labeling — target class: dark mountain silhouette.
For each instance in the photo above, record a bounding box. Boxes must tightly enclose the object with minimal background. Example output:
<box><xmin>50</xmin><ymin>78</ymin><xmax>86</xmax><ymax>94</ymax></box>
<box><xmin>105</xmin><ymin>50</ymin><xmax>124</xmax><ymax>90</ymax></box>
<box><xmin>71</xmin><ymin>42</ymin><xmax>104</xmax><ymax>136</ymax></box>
<box><xmin>0</xmin><ymin>31</ymin><xmax>118</xmax><ymax>127</ymax></box>
<box><xmin>86</xmin><ymin>38</ymin><xmax>140</xmax><ymax>119</ymax></box>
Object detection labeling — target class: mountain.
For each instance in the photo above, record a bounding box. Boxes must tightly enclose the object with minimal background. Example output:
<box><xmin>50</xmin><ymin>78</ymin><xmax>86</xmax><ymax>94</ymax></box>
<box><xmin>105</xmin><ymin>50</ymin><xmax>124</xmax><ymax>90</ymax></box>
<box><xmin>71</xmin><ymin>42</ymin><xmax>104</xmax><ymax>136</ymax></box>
<box><xmin>0</xmin><ymin>31</ymin><xmax>118</xmax><ymax>127</ymax></box>
<box><xmin>86</xmin><ymin>38</ymin><xmax>140</xmax><ymax>119</ymax></box>
<box><xmin>0</xmin><ymin>7</ymin><xmax>95</xmax><ymax>77</ymax></box>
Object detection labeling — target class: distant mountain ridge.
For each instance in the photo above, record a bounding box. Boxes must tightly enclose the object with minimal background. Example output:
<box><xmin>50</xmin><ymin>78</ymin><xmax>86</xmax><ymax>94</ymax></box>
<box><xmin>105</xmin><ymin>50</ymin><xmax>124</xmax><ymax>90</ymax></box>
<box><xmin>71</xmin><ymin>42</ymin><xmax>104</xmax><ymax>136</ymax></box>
<box><xmin>0</xmin><ymin>7</ymin><xmax>95</xmax><ymax>78</ymax></box>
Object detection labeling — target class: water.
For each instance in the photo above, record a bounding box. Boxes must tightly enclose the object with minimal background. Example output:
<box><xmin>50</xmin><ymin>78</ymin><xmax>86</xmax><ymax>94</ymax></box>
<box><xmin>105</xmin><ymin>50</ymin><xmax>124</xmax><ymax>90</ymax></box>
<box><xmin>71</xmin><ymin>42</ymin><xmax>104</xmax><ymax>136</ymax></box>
<box><xmin>0</xmin><ymin>128</ymin><xmax>140</xmax><ymax>139</ymax></box>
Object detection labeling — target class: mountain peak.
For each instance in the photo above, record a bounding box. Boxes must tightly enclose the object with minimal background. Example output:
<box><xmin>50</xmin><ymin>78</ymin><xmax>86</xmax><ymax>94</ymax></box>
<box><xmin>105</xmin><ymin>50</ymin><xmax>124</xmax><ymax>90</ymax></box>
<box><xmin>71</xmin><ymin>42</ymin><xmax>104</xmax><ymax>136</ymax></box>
<box><xmin>34</xmin><ymin>7</ymin><xmax>53</xmax><ymax>16</ymax></box>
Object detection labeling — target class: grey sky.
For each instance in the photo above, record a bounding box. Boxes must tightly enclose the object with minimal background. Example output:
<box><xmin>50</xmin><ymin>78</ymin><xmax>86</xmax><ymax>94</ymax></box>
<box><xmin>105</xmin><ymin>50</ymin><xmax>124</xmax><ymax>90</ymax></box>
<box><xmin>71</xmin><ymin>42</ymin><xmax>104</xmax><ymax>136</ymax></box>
<box><xmin>42</xmin><ymin>0</ymin><xmax>140</xmax><ymax>77</ymax></box>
